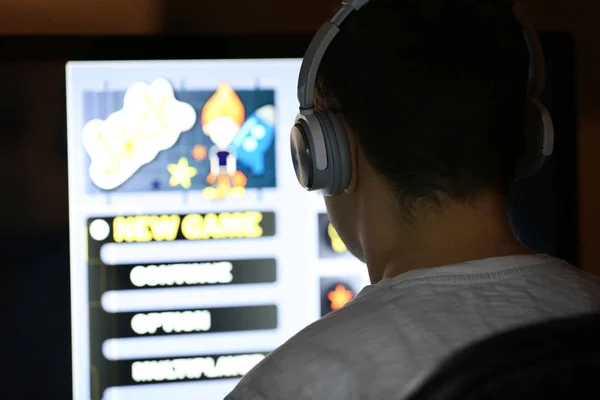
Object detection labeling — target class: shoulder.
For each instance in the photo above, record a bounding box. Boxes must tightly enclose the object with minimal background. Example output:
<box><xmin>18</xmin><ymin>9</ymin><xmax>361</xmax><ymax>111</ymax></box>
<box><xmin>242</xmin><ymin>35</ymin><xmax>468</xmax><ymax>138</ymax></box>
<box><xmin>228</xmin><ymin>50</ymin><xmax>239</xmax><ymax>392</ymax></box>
<box><xmin>226</xmin><ymin>300</ymin><xmax>386</xmax><ymax>400</ymax></box>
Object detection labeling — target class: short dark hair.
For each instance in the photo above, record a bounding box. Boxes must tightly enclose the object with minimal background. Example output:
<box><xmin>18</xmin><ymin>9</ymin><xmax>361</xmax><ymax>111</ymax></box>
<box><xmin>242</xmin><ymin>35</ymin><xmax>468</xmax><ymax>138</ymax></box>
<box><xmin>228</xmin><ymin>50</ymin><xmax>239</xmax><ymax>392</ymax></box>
<box><xmin>316</xmin><ymin>0</ymin><xmax>530</xmax><ymax>214</ymax></box>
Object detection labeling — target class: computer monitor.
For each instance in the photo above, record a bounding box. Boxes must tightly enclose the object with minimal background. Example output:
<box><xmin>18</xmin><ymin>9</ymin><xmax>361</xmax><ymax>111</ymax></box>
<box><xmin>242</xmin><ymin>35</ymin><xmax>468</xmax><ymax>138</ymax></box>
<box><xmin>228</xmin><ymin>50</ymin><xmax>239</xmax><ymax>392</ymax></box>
<box><xmin>66</xmin><ymin>54</ymin><xmax>370</xmax><ymax>399</ymax></box>
<box><xmin>59</xmin><ymin>32</ymin><xmax>577</xmax><ymax>400</ymax></box>
<box><xmin>507</xmin><ymin>32</ymin><xmax>579</xmax><ymax>265</ymax></box>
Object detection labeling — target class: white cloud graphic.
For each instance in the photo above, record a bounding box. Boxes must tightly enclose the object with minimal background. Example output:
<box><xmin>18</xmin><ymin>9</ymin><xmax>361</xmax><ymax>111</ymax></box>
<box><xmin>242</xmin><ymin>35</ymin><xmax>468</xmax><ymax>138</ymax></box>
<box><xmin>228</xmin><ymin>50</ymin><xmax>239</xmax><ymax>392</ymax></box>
<box><xmin>82</xmin><ymin>78</ymin><xmax>197</xmax><ymax>190</ymax></box>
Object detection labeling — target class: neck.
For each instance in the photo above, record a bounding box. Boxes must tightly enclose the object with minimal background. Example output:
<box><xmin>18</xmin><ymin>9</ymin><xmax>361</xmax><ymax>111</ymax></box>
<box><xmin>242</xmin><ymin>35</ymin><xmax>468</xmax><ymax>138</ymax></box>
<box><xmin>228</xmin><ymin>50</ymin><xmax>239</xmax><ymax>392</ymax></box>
<box><xmin>360</xmin><ymin>191</ymin><xmax>531</xmax><ymax>283</ymax></box>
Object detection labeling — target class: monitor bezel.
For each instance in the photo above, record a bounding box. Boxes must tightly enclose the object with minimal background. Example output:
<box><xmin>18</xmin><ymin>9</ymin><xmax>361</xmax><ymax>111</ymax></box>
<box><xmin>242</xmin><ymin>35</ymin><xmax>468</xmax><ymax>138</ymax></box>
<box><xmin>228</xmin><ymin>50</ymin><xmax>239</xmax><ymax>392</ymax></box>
<box><xmin>541</xmin><ymin>32</ymin><xmax>579</xmax><ymax>266</ymax></box>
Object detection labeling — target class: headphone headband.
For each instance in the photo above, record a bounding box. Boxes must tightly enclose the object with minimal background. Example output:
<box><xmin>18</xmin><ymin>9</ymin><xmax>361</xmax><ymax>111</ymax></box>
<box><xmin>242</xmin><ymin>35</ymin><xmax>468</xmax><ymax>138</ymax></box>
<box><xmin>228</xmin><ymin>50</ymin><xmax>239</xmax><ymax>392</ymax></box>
<box><xmin>513</xmin><ymin>2</ymin><xmax>546</xmax><ymax>97</ymax></box>
<box><xmin>297</xmin><ymin>0</ymin><xmax>545</xmax><ymax>111</ymax></box>
<box><xmin>297</xmin><ymin>0</ymin><xmax>369</xmax><ymax>111</ymax></box>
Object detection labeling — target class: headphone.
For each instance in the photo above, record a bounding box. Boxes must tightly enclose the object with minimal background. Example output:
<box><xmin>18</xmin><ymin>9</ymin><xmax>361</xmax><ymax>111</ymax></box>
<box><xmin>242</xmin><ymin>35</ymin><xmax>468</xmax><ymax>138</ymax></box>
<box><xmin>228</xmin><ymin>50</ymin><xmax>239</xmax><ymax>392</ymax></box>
<box><xmin>290</xmin><ymin>0</ymin><xmax>555</xmax><ymax>196</ymax></box>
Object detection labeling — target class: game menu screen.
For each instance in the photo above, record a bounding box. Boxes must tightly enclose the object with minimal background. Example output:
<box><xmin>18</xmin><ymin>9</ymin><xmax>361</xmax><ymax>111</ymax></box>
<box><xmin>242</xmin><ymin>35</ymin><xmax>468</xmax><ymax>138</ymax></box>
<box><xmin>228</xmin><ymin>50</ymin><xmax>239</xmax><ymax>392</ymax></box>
<box><xmin>66</xmin><ymin>59</ymin><xmax>370</xmax><ymax>400</ymax></box>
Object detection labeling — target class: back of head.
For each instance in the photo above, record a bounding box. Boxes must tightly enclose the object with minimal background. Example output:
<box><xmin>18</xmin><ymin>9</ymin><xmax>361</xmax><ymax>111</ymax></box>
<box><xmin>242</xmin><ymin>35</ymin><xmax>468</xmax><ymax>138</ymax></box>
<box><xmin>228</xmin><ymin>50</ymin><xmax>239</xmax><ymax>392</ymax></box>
<box><xmin>316</xmin><ymin>0</ymin><xmax>530</xmax><ymax>213</ymax></box>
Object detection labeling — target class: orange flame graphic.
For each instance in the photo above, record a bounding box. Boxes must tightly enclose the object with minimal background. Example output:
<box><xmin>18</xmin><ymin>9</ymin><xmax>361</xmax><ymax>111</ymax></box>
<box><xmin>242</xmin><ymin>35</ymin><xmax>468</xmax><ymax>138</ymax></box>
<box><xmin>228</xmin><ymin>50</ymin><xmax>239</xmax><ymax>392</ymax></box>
<box><xmin>201</xmin><ymin>82</ymin><xmax>245</xmax><ymax>127</ymax></box>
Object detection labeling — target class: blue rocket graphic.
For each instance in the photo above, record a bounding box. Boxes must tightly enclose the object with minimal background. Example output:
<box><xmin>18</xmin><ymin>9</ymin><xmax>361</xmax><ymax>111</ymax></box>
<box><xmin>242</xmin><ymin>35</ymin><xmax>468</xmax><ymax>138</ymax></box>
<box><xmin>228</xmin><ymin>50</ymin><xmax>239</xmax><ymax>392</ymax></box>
<box><xmin>231</xmin><ymin>104</ymin><xmax>275</xmax><ymax>175</ymax></box>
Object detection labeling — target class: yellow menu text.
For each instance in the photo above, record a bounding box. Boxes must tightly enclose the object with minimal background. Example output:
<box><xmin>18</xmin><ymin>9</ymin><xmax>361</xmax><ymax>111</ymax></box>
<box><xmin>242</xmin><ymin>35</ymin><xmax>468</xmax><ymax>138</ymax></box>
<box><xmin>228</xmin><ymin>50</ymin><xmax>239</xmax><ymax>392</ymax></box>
<box><xmin>112</xmin><ymin>212</ymin><xmax>265</xmax><ymax>243</ymax></box>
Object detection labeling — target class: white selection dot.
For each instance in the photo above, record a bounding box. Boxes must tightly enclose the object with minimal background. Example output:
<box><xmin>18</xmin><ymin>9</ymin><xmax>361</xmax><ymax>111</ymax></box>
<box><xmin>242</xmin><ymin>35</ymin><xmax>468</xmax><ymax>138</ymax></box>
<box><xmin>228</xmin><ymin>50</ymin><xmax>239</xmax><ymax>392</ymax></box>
<box><xmin>89</xmin><ymin>219</ymin><xmax>111</xmax><ymax>241</ymax></box>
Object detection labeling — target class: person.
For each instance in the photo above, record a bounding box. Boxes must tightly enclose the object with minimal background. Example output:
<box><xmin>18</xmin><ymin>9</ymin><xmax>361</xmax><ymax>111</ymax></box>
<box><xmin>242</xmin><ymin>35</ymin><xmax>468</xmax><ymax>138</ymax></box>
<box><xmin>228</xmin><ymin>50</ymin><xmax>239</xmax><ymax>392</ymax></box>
<box><xmin>226</xmin><ymin>0</ymin><xmax>600</xmax><ymax>399</ymax></box>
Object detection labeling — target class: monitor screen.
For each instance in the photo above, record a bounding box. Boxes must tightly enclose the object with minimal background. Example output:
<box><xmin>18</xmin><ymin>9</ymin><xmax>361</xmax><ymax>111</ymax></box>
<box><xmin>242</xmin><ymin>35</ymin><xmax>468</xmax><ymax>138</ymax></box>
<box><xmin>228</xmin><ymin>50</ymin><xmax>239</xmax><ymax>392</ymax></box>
<box><xmin>66</xmin><ymin>59</ymin><xmax>370</xmax><ymax>400</ymax></box>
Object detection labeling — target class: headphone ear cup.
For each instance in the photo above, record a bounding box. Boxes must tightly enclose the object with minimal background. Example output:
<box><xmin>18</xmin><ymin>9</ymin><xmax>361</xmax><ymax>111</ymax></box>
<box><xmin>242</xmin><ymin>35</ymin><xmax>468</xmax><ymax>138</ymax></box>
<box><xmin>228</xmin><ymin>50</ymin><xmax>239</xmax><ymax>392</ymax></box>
<box><xmin>515</xmin><ymin>100</ymin><xmax>552</xmax><ymax>181</ymax></box>
<box><xmin>313</xmin><ymin>111</ymin><xmax>351</xmax><ymax>195</ymax></box>
<box><xmin>326</xmin><ymin>112</ymin><xmax>352</xmax><ymax>193</ymax></box>
<box><xmin>314</xmin><ymin>111</ymin><xmax>341</xmax><ymax>195</ymax></box>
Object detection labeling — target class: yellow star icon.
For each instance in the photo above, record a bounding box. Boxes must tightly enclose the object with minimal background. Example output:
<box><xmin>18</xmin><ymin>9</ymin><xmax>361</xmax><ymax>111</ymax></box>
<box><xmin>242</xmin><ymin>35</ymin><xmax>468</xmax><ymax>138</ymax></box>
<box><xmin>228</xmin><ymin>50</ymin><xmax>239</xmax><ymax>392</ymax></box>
<box><xmin>167</xmin><ymin>157</ymin><xmax>197</xmax><ymax>189</ymax></box>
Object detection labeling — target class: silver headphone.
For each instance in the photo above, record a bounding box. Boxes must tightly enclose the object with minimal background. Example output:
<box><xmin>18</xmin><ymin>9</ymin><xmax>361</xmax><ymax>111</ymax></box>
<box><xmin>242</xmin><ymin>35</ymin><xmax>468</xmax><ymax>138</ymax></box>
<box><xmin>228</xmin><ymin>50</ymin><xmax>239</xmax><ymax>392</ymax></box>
<box><xmin>290</xmin><ymin>0</ymin><xmax>554</xmax><ymax>196</ymax></box>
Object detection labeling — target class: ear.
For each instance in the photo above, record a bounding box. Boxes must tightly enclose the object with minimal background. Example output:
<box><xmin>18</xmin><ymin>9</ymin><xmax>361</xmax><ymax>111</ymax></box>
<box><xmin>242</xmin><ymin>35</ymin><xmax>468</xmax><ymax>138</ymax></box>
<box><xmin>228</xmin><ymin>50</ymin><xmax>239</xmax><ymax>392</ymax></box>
<box><xmin>340</xmin><ymin>118</ymin><xmax>359</xmax><ymax>194</ymax></box>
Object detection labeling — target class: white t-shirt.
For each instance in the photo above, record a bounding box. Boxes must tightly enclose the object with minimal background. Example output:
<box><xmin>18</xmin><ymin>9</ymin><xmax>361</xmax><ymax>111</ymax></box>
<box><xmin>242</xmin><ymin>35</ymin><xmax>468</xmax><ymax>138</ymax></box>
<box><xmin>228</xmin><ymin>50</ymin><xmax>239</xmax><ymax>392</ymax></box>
<box><xmin>225</xmin><ymin>255</ymin><xmax>600</xmax><ymax>400</ymax></box>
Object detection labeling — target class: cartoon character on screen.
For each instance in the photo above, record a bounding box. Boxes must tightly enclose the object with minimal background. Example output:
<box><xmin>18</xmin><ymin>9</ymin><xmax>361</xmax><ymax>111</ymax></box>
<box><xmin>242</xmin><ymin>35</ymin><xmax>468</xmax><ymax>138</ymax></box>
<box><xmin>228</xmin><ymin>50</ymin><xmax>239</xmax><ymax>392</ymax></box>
<box><xmin>201</xmin><ymin>82</ymin><xmax>249</xmax><ymax>200</ymax></box>
<box><xmin>200</xmin><ymin>82</ymin><xmax>276</xmax><ymax>200</ymax></box>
